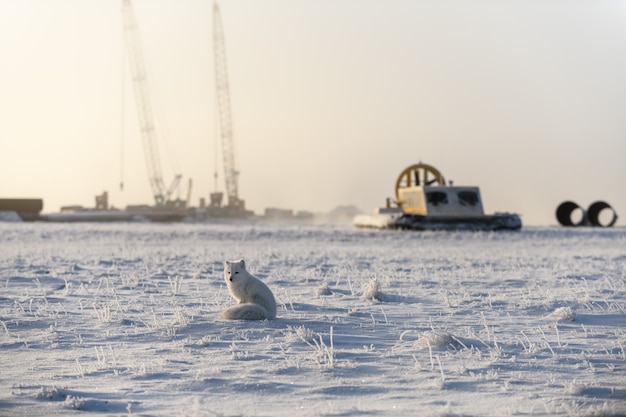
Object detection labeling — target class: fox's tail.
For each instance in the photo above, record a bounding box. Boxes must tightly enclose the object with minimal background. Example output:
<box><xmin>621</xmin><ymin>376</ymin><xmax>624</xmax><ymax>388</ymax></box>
<box><xmin>220</xmin><ymin>303</ymin><xmax>273</xmax><ymax>320</ymax></box>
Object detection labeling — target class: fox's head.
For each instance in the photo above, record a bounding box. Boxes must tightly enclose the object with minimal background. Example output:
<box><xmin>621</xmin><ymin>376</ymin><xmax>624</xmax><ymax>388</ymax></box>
<box><xmin>224</xmin><ymin>259</ymin><xmax>246</xmax><ymax>282</ymax></box>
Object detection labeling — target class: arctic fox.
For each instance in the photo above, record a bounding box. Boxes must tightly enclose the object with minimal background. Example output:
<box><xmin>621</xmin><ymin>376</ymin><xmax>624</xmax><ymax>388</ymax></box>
<box><xmin>220</xmin><ymin>259</ymin><xmax>277</xmax><ymax>320</ymax></box>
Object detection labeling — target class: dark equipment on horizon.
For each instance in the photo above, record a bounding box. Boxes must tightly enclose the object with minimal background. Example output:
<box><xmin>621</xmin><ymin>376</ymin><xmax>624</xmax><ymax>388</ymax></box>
<box><xmin>556</xmin><ymin>201</ymin><xmax>618</xmax><ymax>227</ymax></box>
<box><xmin>0</xmin><ymin>199</ymin><xmax>43</xmax><ymax>221</ymax></box>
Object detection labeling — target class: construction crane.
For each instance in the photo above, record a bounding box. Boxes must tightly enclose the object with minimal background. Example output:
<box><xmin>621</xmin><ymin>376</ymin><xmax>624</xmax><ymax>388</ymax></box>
<box><xmin>212</xmin><ymin>2</ymin><xmax>244</xmax><ymax>210</ymax></box>
<box><xmin>122</xmin><ymin>0</ymin><xmax>184</xmax><ymax>207</ymax></box>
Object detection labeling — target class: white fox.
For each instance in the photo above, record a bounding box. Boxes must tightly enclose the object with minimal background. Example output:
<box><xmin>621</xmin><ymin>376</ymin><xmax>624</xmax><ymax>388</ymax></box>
<box><xmin>220</xmin><ymin>259</ymin><xmax>277</xmax><ymax>320</ymax></box>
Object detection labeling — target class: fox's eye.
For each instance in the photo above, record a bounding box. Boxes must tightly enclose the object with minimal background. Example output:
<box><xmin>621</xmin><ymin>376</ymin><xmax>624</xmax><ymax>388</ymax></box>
<box><xmin>235</xmin><ymin>271</ymin><xmax>239</xmax><ymax>274</ymax></box>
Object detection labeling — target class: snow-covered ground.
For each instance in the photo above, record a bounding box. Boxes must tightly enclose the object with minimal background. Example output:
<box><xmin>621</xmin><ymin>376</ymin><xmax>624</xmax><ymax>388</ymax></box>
<box><xmin>1</xmin><ymin>222</ymin><xmax>625</xmax><ymax>417</ymax></box>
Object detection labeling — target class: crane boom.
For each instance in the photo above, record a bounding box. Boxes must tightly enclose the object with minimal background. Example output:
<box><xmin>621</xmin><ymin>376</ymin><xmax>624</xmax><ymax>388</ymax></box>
<box><xmin>122</xmin><ymin>0</ymin><xmax>182</xmax><ymax>206</ymax></box>
<box><xmin>213</xmin><ymin>2</ymin><xmax>243</xmax><ymax>209</ymax></box>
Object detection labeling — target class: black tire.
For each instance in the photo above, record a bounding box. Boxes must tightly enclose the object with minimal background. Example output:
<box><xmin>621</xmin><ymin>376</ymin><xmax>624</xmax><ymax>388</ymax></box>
<box><xmin>556</xmin><ymin>201</ymin><xmax>586</xmax><ymax>226</ymax></box>
<box><xmin>587</xmin><ymin>201</ymin><xmax>618</xmax><ymax>227</ymax></box>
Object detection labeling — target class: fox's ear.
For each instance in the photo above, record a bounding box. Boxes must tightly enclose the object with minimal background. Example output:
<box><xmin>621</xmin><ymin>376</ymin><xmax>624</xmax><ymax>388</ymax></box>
<box><xmin>224</xmin><ymin>261</ymin><xmax>228</xmax><ymax>268</ymax></box>
<box><xmin>240</xmin><ymin>259</ymin><xmax>245</xmax><ymax>268</ymax></box>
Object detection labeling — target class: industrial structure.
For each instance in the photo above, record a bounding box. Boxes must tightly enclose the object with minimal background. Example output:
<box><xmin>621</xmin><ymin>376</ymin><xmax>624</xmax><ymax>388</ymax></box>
<box><xmin>1</xmin><ymin>2</ymin><xmax>253</xmax><ymax>223</ymax></box>
<box><xmin>122</xmin><ymin>0</ymin><xmax>187</xmax><ymax>212</ymax></box>
<box><xmin>208</xmin><ymin>2</ymin><xmax>248</xmax><ymax>217</ymax></box>
<box><xmin>120</xmin><ymin>0</ymin><xmax>248</xmax><ymax>220</ymax></box>
<box><xmin>0</xmin><ymin>199</ymin><xmax>43</xmax><ymax>221</ymax></box>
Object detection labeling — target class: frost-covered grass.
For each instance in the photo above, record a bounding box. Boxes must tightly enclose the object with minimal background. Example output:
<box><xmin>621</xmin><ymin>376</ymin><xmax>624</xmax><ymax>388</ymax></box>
<box><xmin>1</xmin><ymin>222</ymin><xmax>625</xmax><ymax>416</ymax></box>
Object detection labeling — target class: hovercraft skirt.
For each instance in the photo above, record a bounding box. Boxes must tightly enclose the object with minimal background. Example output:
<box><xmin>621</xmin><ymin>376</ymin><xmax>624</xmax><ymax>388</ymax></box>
<box><xmin>391</xmin><ymin>213</ymin><xmax>522</xmax><ymax>231</ymax></box>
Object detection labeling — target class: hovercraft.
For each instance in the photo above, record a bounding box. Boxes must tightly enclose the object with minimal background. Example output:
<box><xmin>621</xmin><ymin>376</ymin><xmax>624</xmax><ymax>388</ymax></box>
<box><xmin>354</xmin><ymin>163</ymin><xmax>522</xmax><ymax>231</ymax></box>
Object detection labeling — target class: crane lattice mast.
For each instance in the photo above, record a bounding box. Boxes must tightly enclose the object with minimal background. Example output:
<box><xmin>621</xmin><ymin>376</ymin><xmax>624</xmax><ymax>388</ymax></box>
<box><xmin>213</xmin><ymin>2</ymin><xmax>243</xmax><ymax>209</ymax></box>
<box><xmin>122</xmin><ymin>0</ymin><xmax>182</xmax><ymax>207</ymax></box>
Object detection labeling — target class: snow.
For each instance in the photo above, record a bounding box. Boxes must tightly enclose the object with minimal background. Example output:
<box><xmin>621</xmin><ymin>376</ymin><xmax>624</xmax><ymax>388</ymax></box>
<box><xmin>0</xmin><ymin>211</ymin><xmax>22</xmax><ymax>222</ymax></box>
<box><xmin>1</xmin><ymin>222</ymin><xmax>625</xmax><ymax>416</ymax></box>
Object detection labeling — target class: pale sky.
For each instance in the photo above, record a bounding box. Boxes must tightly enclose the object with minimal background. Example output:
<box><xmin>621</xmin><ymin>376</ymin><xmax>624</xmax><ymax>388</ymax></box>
<box><xmin>1</xmin><ymin>0</ymin><xmax>625</xmax><ymax>226</ymax></box>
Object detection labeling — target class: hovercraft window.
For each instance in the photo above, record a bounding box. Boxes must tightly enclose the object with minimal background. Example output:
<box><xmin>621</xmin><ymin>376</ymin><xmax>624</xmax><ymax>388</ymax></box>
<box><xmin>426</xmin><ymin>191</ymin><xmax>448</xmax><ymax>206</ymax></box>
<box><xmin>458</xmin><ymin>191</ymin><xmax>479</xmax><ymax>206</ymax></box>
